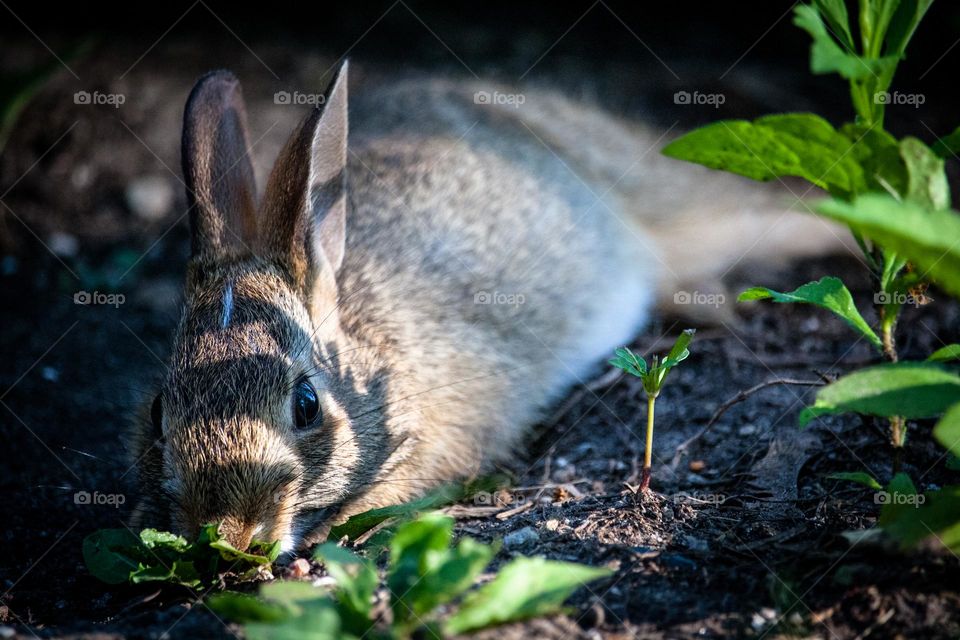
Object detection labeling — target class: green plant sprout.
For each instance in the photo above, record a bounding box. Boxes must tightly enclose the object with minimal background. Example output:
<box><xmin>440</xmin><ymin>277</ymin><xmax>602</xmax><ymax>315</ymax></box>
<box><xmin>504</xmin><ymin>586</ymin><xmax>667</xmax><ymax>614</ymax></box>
<box><xmin>209</xmin><ymin>513</ymin><xmax>612</xmax><ymax>639</ymax></box>
<box><xmin>609</xmin><ymin>329</ymin><xmax>695</xmax><ymax>491</ymax></box>
<box><xmin>83</xmin><ymin>523</ymin><xmax>281</xmax><ymax>588</ymax></box>
<box><xmin>661</xmin><ymin>0</ymin><xmax>950</xmax><ymax>448</ymax></box>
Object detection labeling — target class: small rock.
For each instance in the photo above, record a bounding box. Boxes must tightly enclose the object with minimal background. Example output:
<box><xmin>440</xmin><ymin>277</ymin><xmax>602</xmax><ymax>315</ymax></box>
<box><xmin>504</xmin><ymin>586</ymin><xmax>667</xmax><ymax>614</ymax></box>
<box><xmin>738</xmin><ymin>424</ymin><xmax>758</xmax><ymax>436</ymax></box>
<box><xmin>503</xmin><ymin>526</ymin><xmax>539</xmax><ymax>549</ymax></box>
<box><xmin>688</xmin><ymin>460</ymin><xmax>706</xmax><ymax>472</ymax></box>
<box><xmin>125</xmin><ymin>175</ymin><xmax>174</xmax><ymax>220</ymax></box>
<box><xmin>71</xmin><ymin>164</ymin><xmax>94</xmax><ymax>189</ymax></box>
<box><xmin>48</xmin><ymin>231</ymin><xmax>78</xmax><ymax>258</ymax></box>
<box><xmin>545</xmin><ymin>519</ymin><xmax>560</xmax><ymax>531</ymax></box>
<box><xmin>662</xmin><ymin>507</ymin><xmax>675</xmax><ymax>522</ymax></box>
<box><xmin>683</xmin><ymin>536</ymin><xmax>709</xmax><ymax>553</ymax></box>
<box><xmin>286</xmin><ymin>557</ymin><xmax>311</xmax><ymax>579</ymax></box>
<box><xmin>0</xmin><ymin>626</ymin><xmax>14</xmax><ymax>639</ymax></box>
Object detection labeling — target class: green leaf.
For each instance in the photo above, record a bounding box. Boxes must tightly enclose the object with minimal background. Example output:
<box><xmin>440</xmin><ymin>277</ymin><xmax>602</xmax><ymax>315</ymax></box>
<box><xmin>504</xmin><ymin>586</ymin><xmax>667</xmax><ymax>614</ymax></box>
<box><xmin>210</xmin><ymin>537</ymin><xmax>277</xmax><ymax>565</ymax></box>
<box><xmin>328</xmin><ymin>482</ymin><xmax>477</xmax><ymax>542</ymax></box>
<box><xmin>816</xmin><ymin>194</ymin><xmax>960</xmax><ymax>298</ymax></box>
<box><xmin>245</xmin><ymin>597</ymin><xmax>344</xmax><ymax>640</ymax></box>
<box><xmin>738</xmin><ymin>277</ymin><xmax>882</xmax><ymax>351</ymax></box>
<box><xmin>799</xmin><ymin>362</ymin><xmax>960</xmax><ymax>426</ymax></box>
<box><xmin>130</xmin><ymin>560</ymin><xmax>201</xmax><ymax>588</ymax></box>
<box><xmin>82</xmin><ymin>529</ymin><xmax>143</xmax><ymax>584</ymax></box>
<box><xmin>609</xmin><ymin>346</ymin><xmax>647</xmax><ymax>378</ymax></box>
<box><xmin>206</xmin><ymin>591</ymin><xmax>291</xmax><ymax>623</ymax></box>
<box><xmin>444</xmin><ymin>557</ymin><xmax>612</xmax><ymax>635</ymax></box>
<box><xmin>814</xmin><ymin>0</ymin><xmax>854</xmax><ymax>51</ymax></box>
<box><xmin>932</xmin><ymin>124</ymin><xmax>960</xmax><ymax>159</ymax></box>
<box><xmin>663</xmin><ymin>115</ymin><xmax>866</xmax><ymax>197</ymax></box>
<box><xmin>933</xmin><ymin>403</ymin><xmax>960</xmax><ymax>459</ymax></box>
<box><xmin>885</xmin><ymin>0</ymin><xmax>935</xmax><ymax>56</ymax></box>
<box><xmin>793</xmin><ymin>4</ymin><xmax>899</xmax><ymax>80</ymax></box>
<box><xmin>386</xmin><ymin>513</ymin><xmax>494</xmax><ymax>627</ymax></box>
<box><xmin>880</xmin><ymin>484</ymin><xmax>960</xmax><ymax>553</ymax></box>
<box><xmin>929</xmin><ymin>345</ymin><xmax>960</xmax><ymax>363</ymax></box>
<box><xmin>662</xmin><ymin>328</ymin><xmax>696</xmax><ymax>369</ymax></box>
<box><xmin>899</xmin><ymin>137</ymin><xmax>950</xmax><ymax>209</ymax></box>
<box><xmin>826</xmin><ymin>471</ymin><xmax>883</xmax><ymax>490</ymax></box>
<box><xmin>312</xmin><ymin>544</ymin><xmax>377</xmax><ymax>634</ymax></box>
<box><xmin>840</xmin><ymin>124</ymin><xmax>907</xmax><ymax>196</ymax></box>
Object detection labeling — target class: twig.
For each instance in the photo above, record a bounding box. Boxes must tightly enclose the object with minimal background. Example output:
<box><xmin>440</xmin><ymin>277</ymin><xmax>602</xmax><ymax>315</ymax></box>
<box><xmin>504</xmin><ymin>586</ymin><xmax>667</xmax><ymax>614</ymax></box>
<box><xmin>670</xmin><ymin>378</ymin><xmax>825</xmax><ymax>469</ymax></box>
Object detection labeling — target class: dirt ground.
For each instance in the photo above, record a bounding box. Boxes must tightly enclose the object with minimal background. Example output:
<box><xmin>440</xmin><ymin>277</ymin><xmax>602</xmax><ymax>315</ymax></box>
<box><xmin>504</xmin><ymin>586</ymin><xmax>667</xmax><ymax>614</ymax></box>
<box><xmin>2</xmin><ymin>7</ymin><xmax>960</xmax><ymax>639</ymax></box>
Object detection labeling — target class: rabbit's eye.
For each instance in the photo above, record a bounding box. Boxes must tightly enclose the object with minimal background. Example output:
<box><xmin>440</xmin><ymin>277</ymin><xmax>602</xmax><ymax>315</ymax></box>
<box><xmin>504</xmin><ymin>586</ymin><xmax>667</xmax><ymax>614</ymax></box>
<box><xmin>293</xmin><ymin>379</ymin><xmax>321</xmax><ymax>429</ymax></box>
<box><xmin>151</xmin><ymin>394</ymin><xmax>163</xmax><ymax>438</ymax></box>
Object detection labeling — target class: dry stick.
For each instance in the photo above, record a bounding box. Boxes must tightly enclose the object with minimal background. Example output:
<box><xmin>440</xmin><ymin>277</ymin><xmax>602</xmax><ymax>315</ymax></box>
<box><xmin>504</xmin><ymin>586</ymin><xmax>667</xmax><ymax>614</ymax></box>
<box><xmin>670</xmin><ymin>378</ymin><xmax>826</xmax><ymax>470</ymax></box>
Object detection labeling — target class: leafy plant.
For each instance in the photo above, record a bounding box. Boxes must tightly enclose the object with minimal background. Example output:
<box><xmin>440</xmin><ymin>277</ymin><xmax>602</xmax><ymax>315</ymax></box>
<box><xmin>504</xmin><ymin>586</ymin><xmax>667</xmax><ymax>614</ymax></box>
<box><xmin>663</xmin><ymin>0</ymin><xmax>960</xmax><ymax>557</ymax></box>
<box><xmin>83</xmin><ymin>523</ymin><xmax>280</xmax><ymax>588</ymax></box>
<box><xmin>662</xmin><ymin>0</ymin><xmax>953</xmax><ymax>449</ymax></box>
<box><xmin>209</xmin><ymin>513</ymin><xmax>612</xmax><ymax>639</ymax></box>
<box><xmin>609</xmin><ymin>329</ymin><xmax>695</xmax><ymax>491</ymax></box>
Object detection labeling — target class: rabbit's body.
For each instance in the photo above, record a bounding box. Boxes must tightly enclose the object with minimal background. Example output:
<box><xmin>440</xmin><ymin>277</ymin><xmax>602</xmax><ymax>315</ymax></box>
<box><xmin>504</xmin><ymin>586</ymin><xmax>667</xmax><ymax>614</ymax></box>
<box><xmin>327</xmin><ymin>81</ymin><xmax>654</xmax><ymax>520</ymax></box>
<box><xmin>131</xmin><ymin>64</ymin><xmax>847</xmax><ymax>551</ymax></box>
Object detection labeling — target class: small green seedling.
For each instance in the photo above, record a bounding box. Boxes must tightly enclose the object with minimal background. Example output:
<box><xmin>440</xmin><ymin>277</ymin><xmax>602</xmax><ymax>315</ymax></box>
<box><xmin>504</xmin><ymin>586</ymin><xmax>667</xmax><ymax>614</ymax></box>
<box><xmin>609</xmin><ymin>329</ymin><xmax>695</xmax><ymax>491</ymax></box>
<box><xmin>83</xmin><ymin>523</ymin><xmax>281</xmax><ymax>588</ymax></box>
<box><xmin>209</xmin><ymin>512</ymin><xmax>612</xmax><ymax>639</ymax></box>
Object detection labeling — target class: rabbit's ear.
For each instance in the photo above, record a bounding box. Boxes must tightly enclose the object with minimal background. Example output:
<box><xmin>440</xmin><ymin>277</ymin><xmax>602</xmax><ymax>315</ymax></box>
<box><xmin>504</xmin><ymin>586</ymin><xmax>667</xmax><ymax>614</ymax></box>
<box><xmin>182</xmin><ymin>70</ymin><xmax>258</xmax><ymax>259</ymax></box>
<box><xmin>259</xmin><ymin>61</ymin><xmax>348</xmax><ymax>295</ymax></box>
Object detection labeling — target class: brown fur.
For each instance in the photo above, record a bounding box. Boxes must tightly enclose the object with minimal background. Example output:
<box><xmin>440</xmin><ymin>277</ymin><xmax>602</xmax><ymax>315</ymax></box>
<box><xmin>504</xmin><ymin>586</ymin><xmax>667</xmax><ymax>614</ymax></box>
<box><xmin>129</xmin><ymin>63</ymin><xmax>849</xmax><ymax>551</ymax></box>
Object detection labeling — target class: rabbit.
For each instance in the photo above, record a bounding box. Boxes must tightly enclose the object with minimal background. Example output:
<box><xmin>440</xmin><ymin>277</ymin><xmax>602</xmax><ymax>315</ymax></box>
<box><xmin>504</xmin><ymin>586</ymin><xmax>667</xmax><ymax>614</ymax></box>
<box><xmin>129</xmin><ymin>61</ymin><xmax>850</xmax><ymax>552</ymax></box>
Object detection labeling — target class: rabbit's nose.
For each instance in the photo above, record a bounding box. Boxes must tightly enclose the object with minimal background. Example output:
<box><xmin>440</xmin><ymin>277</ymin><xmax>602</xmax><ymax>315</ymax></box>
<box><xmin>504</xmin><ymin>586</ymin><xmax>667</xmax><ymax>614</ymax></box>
<box><xmin>217</xmin><ymin>516</ymin><xmax>255</xmax><ymax>551</ymax></box>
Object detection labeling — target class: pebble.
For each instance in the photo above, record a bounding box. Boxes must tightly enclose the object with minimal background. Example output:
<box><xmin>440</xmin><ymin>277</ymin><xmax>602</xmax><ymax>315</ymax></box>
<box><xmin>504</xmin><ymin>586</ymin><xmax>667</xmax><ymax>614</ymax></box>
<box><xmin>48</xmin><ymin>231</ymin><xmax>79</xmax><ymax>258</ymax></box>
<box><xmin>545</xmin><ymin>519</ymin><xmax>560</xmax><ymax>531</ymax></box>
<box><xmin>503</xmin><ymin>526</ymin><xmax>539</xmax><ymax>549</ymax></box>
<box><xmin>684</xmin><ymin>536</ymin><xmax>709</xmax><ymax>553</ymax></box>
<box><xmin>738</xmin><ymin>424</ymin><xmax>758</xmax><ymax>436</ymax></box>
<box><xmin>125</xmin><ymin>175</ymin><xmax>174</xmax><ymax>220</ymax></box>
<box><xmin>286</xmin><ymin>557</ymin><xmax>311</xmax><ymax>579</ymax></box>
<box><xmin>0</xmin><ymin>626</ymin><xmax>14</xmax><ymax>639</ymax></box>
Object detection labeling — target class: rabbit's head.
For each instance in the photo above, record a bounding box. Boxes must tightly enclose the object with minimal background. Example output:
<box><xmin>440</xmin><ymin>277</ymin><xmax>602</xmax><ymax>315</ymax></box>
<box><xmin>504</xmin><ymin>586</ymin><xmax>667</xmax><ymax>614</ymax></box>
<box><xmin>130</xmin><ymin>62</ymin><xmax>388</xmax><ymax>552</ymax></box>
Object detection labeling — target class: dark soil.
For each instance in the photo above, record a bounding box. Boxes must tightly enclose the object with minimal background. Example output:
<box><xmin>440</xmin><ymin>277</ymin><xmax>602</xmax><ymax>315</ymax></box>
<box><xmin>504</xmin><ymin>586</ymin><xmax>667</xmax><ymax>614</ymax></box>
<box><xmin>2</xmin><ymin>5</ymin><xmax>960</xmax><ymax>639</ymax></box>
